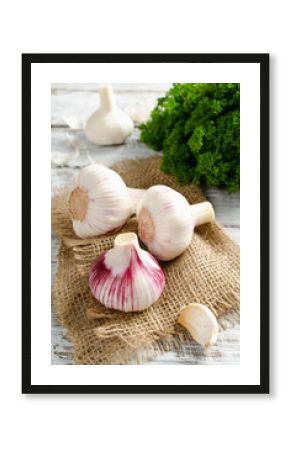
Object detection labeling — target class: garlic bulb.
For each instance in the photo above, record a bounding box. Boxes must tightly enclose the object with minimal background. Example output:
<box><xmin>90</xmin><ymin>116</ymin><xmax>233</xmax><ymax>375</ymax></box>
<box><xmin>136</xmin><ymin>185</ymin><xmax>215</xmax><ymax>261</ymax></box>
<box><xmin>178</xmin><ymin>303</ymin><xmax>218</xmax><ymax>349</ymax></box>
<box><xmin>85</xmin><ymin>84</ymin><xmax>134</xmax><ymax>145</ymax></box>
<box><xmin>69</xmin><ymin>164</ymin><xmax>139</xmax><ymax>238</ymax></box>
<box><xmin>89</xmin><ymin>232</ymin><xmax>165</xmax><ymax>312</ymax></box>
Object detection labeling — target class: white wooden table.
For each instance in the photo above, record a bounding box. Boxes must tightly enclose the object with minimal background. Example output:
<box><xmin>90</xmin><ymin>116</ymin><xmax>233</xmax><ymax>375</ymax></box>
<box><xmin>51</xmin><ymin>84</ymin><xmax>240</xmax><ymax>365</ymax></box>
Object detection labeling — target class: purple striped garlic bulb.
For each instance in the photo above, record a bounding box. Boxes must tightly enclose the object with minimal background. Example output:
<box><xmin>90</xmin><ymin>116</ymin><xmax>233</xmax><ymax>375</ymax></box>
<box><xmin>136</xmin><ymin>185</ymin><xmax>215</xmax><ymax>261</ymax></box>
<box><xmin>69</xmin><ymin>164</ymin><xmax>143</xmax><ymax>239</ymax></box>
<box><xmin>89</xmin><ymin>232</ymin><xmax>165</xmax><ymax>312</ymax></box>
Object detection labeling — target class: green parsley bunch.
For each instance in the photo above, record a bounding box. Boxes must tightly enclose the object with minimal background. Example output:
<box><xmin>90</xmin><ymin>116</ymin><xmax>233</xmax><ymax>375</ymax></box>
<box><xmin>139</xmin><ymin>83</ymin><xmax>240</xmax><ymax>192</ymax></box>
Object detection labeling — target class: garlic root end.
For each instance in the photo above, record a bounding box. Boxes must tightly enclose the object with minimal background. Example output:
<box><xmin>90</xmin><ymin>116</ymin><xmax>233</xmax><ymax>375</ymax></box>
<box><xmin>69</xmin><ymin>187</ymin><xmax>89</xmax><ymax>221</ymax></box>
<box><xmin>114</xmin><ymin>232</ymin><xmax>139</xmax><ymax>248</ymax></box>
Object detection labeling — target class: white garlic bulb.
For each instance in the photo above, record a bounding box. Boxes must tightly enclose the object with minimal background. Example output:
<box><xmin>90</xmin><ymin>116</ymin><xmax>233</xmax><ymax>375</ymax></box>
<box><xmin>85</xmin><ymin>84</ymin><xmax>134</xmax><ymax>145</ymax></box>
<box><xmin>178</xmin><ymin>303</ymin><xmax>218</xmax><ymax>349</ymax></box>
<box><xmin>89</xmin><ymin>233</ymin><xmax>165</xmax><ymax>312</ymax></box>
<box><xmin>69</xmin><ymin>164</ymin><xmax>135</xmax><ymax>238</ymax></box>
<box><xmin>136</xmin><ymin>185</ymin><xmax>215</xmax><ymax>261</ymax></box>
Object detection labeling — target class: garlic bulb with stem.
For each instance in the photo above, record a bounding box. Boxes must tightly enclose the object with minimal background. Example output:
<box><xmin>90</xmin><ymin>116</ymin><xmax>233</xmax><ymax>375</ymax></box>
<box><xmin>85</xmin><ymin>84</ymin><xmax>134</xmax><ymax>145</ymax></box>
<box><xmin>177</xmin><ymin>303</ymin><xmax>218</xmax><ymax>349</ymax></box>
<box><xmin>69</xmin><ymin>164</ymin><xmax>144</xmax><ymax>238</ymax></box>
<box><xmin>136</xmin><ymin>185</ymin><xmax>215</xmax><ymax>261</ymax></box>
<box><xmin>89</xmin><ymin>232</ymin><xmax>165</xmax><ymax>312</ymax></box>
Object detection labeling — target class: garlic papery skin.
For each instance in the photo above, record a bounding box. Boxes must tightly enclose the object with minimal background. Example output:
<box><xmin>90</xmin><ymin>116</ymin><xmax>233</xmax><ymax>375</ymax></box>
<box><xmin>69</xmin><ymin>164</ymin><xmax>134</xmax><ymax>238</ymax></box>
<box><xmin>178</xmin><ymin>303</ymin><xmax>218</xmax><ymax>349</ymax></box>
<box><xmin>89</xmin><ymin>232</ymin><xmax>165</xmax><ymax>312</ymax></box>
<box><xmin>85</xmin><ymin>84</ymin><xmax>134</xmax><ymax>145</ymax></box>
<box><xmin>136</xmin><ymin>185</ymin><xmax>215</xmax><ymax>261</ymax></box>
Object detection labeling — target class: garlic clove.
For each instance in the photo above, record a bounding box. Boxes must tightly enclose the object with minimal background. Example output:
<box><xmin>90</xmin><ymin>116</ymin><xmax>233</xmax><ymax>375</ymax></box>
<box><xmin>69</xmin><ymin>164</ymin><xmax>133</xmax><ymax>238</ymax></box>
<box><xmin>89</xmin><ymin>232</ymin><xmax>165</xmax><ymax>312</ymax></box>
<box><xmin>136</xmin><ymin>185</ymin><xmax>215</xmax><ymax>261</ymax></box>
<box><xmin>177</xmin><ymin>303</ymin><xmax>218</xmax><ymax>349</ymax></box>
<box><xmin>85</xmin><ymin>84</ymin><xmax>134</xmax><ymax>146</ymax></box>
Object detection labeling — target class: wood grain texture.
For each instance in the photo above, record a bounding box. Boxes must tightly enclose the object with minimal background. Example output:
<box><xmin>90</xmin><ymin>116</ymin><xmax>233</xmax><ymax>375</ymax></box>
<box><xmin>52</xmin><ymin>83</ymin><xmax>171</xmax><ymax>128</ymax></box>
<box><xmin>51</xmin><ymin>83</ymin><xmax>240</xmax><ymax>365</ymax></box>
<box><xmin>51</xmin><ymin>129</ymin><xmax>156</xmax><ymax>168</ymax></box>
<box><xmin>52</xmin><ymin>83</ymin><xmax>171</xmax><ymax>93</ymax></box>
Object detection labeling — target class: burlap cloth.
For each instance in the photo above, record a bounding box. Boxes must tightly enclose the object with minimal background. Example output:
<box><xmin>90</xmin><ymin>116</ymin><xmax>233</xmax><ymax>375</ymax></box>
<box><xmin>52</xmin><ymin>156</ymin><xmax>240</xmax><ymax>364</ymax></box>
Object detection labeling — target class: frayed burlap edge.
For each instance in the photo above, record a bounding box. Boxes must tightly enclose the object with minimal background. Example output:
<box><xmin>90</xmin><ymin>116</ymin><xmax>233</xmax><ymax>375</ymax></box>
<box><xmin>52</xmin><ymin>156</ymin><xmax>240</xmax><ymax>365</ymax></box>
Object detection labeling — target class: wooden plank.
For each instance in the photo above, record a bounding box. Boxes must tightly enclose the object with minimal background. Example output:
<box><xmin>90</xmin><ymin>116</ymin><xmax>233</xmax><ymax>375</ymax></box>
<box><xmin>222</xmin><ymin>227</ymin><xmax>239</xmax><ymax>242</ymax></box>
<box><xmin>51</xmin><ymin>86</ymin><xmax>170</xmax><ymax>127</ymax></box>
<box><xmin>51</xmin><ymin>310</ymin><xmax>73</xmax><ymax>365</ymax></box>
<box><xmin>51</xmin><ymin>235</ymin><xmax>59</xmax><ymax>261</ymax></box>
<box><xmin>145</xmin><ymin>325</ymin><xmax>240</xmax><ymax>365</ymax></box>
<box><xmin>51</xmin><ymin>308</ymin><xmax>239</xmax><ymax>365</ymax></box>
<box><xmin>52</xmin><ymin>83</ymin><xmax>171</xmax><ymax>93</ymax></box>
<box><xmin>51</xmin><ymin>129</ymin><xmax>157</xmax><ymax>169</ymax></box>
<box><xmin>205</xmin><ymin>187</ymin><xmax>240</xmax><ymax>227</ymax></box>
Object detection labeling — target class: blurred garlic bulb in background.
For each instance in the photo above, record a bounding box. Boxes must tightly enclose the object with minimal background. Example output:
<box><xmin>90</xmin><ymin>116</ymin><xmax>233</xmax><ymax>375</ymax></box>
<box><xmin>124</xmin><ymin>96</ymin><xmax>157</xmax><ymax>124</ymax></box>
<box><xmin>89</xmin><ymin>233</ymin><xmax>165</xmax><ymax>312</ymax></box>
<box><xmin>136</xmin><ymin>185</ymin><xmax>215</xmax><ymax>261</ymax></box>
<box><xmin>85</xmin><ymin>84</ymin><xmax>134</xmax><ymax>145</ymax></box>
<box><xmin>69</xmin><ymin>164</ymin><xmax>143</xmax><ymax>238</ymax></box>
<box><xmin>178</xmin><ymin>303</ymin><xmax>218</xmax><ymax>349</ymax></box>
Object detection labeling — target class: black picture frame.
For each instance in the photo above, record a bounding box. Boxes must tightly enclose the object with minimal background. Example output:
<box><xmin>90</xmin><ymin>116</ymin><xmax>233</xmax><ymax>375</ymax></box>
<box><xmin>22</xmin><ymin>53</ymin><xmax>269</xmax><ymax>394</ymax></box>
